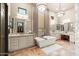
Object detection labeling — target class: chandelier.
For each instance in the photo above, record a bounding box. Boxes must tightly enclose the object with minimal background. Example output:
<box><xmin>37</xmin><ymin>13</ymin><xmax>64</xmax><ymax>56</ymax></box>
<box><xmin>37</xmin><ymin>4</ymin><xmax>47</xmax><ymax>12</ymax></box>
<box><xmin>57</xmin><ymin>11</ymin><xmax>65</xmax><ymax>17</ymax></box>
<box><xmin>56</xmin><ymin>4</ymin><xmax>65</xmax><ymax>17</ymax></box>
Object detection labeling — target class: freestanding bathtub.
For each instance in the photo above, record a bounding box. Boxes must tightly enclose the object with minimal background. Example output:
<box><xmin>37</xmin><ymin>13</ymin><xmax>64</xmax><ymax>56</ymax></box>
<box><xmin>35</xmin><ymin>36</ymin><xmax>57</xmax><ymax>48</ymax></box>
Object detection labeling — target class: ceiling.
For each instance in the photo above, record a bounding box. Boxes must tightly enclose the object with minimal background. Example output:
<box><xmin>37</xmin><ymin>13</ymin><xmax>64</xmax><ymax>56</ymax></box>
<box><xmin>47</xmin><ymin>3</ymin><xmax>74</xmax><ymax>12</ymax></box>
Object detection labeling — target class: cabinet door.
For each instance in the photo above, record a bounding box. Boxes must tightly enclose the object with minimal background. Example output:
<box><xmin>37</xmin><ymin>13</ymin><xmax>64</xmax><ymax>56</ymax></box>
<box><xmin>9</xmin><ymin>35</ymin><xmax>34</xmax><ymax>51</ymax></box>
<box><xmin>8</xmin><ymin>39</ymin><xmax>11</xmax><ymax>51</ymax></box>
<box><xmin>25</xmin><ymin>36</ymin><xmax>34</xmax><ymax>47</ymax></box>
<box><xmin>70</xmin><ymin>34</ymin><xmax>75</xmax><ymax>43</ymax></box>
<box><xmin>18</xmin><ymin>37</ymin><xmax>26</xmax><ymax>49</ymax></box>
<box><xmin>9</xmin><ymin>37</ymin><xmax>19</xmax><ymax>51</ymax></box>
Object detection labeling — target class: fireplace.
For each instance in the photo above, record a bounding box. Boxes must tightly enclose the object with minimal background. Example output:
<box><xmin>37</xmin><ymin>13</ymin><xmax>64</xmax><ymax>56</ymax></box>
<box><xmin>61</xmin><ymin>34</ymin><xmax>70</xmax><ymax>41</ymax></box>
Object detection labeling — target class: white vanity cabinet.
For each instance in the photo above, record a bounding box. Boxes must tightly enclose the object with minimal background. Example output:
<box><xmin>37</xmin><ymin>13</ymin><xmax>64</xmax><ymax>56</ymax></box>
<box><xmin>8</xmin><ymin>37</ymin><xmax>19</xmax><ymax>51</ymax></box>
<box><xmin>18</xmin><ymin>36</ymin><xmax>26</xmax><ymax>49</ymax></box>
<box><xmin>25</xmin><ymin>35</ymin><xmax>34</xmax><ymax>47</ymax></box>
<box><xmin>8</xmin><ymin>34</ymin><xmax>35</xmax><ymax>52</ymax></box>
<box><xmin>69</xmin><ymin>32</ymin><xmax>75</xmax><ymax>43</ymax></box>
<box><xmin>60</xmin><ymin>32</ymin><xmax>75</xmax><ymax>43</ymax></box>
<box><xmin>18</xmin><ymin>35</ymin><xmax>34</xmax><ymax>49</ymax></box>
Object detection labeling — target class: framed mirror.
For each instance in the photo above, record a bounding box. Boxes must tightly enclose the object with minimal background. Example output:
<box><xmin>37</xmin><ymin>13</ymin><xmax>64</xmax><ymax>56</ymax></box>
<box><xmin>61</xmin><ymin>25</ymin><xmax>64</xmax><ymax>31</ymax></box>
<box><xmin>17</xmin><ymin>22</ymin><xmax>24</xmax><ymax>33</ymax></box>
<box><xmin>56</xmin><ymin>24</ymin><xmax>61</xmax><ymax>31</ymax></box>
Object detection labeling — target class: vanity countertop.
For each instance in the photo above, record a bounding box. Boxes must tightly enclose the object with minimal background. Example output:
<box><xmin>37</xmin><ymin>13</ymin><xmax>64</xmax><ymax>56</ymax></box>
<box><xmin>9</xmin><ymin>33</ymin><xmax>34</xmax><ymax>37</ymax></box>
<box><xmin>52</xmin><ymin>31</ymin><xmax>75</xmax><ymax>35</ymax></box>
<box><xmin>60</xmin><ymin>31</ymin><xmax>75</xmax><ymax>35</ymax></box>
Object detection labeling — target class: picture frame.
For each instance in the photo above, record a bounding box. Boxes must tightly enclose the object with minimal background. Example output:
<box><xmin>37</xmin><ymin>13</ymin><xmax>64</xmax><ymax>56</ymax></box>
<box><xmin>51</xmin><ymin>16</ymin><xmax>54</xmax><ymax>20</ymax></box>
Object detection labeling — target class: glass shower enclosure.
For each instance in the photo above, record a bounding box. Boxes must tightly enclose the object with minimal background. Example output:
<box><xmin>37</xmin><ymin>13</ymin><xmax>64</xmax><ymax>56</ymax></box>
<box><xmin>0</xmin><ymin>3</ymin><xmax>8</xmax><ymax>56</ymax></box>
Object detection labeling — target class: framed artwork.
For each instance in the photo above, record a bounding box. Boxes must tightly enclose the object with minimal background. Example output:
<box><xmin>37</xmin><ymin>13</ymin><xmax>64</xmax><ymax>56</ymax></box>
<box><xmin>51</xmin><ymin>16</ymin><xmax>54</xmax><ymax>20</ymax></box>
<box><xmin>18</xmin><ymin>7</ymin><xmax>27</xmax><ymax>15</ymax></box>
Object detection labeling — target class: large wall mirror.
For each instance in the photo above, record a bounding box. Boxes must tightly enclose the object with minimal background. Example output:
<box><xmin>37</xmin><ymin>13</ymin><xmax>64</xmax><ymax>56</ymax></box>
<box><xmin>49</xmin><ymin>19</ymin><xmax>74</xmax><ymax>34</ymax></box>
<box><xmin>55</xmin><ymin>22</ymin><xmax>74</xmax><ymax>32</ymax></box>
<box><xmin>8</xmin><ymin>18</ymin><xmax>32</xmax><ymax>34</ymax></box>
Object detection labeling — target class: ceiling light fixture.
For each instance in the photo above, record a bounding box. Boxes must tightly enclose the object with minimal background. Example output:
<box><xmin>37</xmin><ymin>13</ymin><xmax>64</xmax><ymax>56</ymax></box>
<box><xmin>37</xmin><ymin>4</ymin><xmax>46</xmax><ymax>12</ymax></box>
<box><xmin>57</xmin><ymin>11</ymin><xmax>65</xmax><ymax>17</ymax></box>
<box><xmin>57</xmin><ymin>4</ymin><xmax>65</xmax><ymax>17</ymax></box>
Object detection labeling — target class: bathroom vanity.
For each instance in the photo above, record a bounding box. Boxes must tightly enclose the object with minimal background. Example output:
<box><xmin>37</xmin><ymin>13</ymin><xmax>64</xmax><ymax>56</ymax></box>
<box><xmin>8</xmin><ymin>9</ymin><xmax>33</xmax><ymax>52</ymax></box>
<box><xmin>8</xmin><ymin>34</ymin><xmax>35</xmax><ymax>52</ymax></box>
<box><xmin>8</xmin><ymin>18</ymin><xmax>34</xmax><ymax>52</ymax></box>
<box><xmin>51</xmin><ymin>32</ymin><xmax>75</xmax><ymax>43</ymax></box>
<box><xmin>60</xmin><ymin>32</ymin><xmax>75</xmax><ymax>43</ymax></box>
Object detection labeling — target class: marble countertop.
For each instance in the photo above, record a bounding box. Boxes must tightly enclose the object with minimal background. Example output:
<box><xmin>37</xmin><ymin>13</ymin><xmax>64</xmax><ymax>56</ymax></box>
<box><xmin>60</xmin><ymin>32</ymin><xmax>75</xmax><ymax>35</ymax></box>
<box><xmin>51</xmin><ymin>31</ymin><xmax>75</xmax><ymax>35</ymax></box>
<box><xmin>9</xmin><ymin>33</ymin><xmax>34</xmax><ymax>37</ymax></box>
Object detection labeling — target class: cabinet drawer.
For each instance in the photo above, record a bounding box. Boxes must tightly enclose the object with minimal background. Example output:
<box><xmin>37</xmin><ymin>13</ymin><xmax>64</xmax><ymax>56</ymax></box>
<box><xmin>18</xmin><ymin>37</ymin><xmax>26</xmax><ymax>49</ymax></box>
<box><xmin>8</xmin><ymin>38</ymin><xmax>19</xmax><ymax>51</ymax></box>
<box><xmin>10</xmin><ymin>45</ymin><xmax>18</xmax><ymax>51</ymax></box>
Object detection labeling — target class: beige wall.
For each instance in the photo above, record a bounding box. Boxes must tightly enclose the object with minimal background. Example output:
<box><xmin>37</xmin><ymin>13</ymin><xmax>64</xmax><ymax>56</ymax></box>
<box><xmin>60</xmin><ymin>8</ymin><xmax>75</xmax><ymax>24</ymax></box>
<box><xmin>9</xmin><ymin>3</ymin><xmax>33</xmax><ymax>34</ymax></box>
<box><xmin>38</xmin><ymin>11</ymin><xmax>45</xmax><ymax>36</ymax></box>
<box><xmin>49</xmin><ymin>8</ymin><xmax>75</xmax><ymax>24</ymax></box>
<box><xmin>10</xmin><ymin>3</ymin><xmax>32</xmax><ymax>18</ymax></box>
<box><xmin>38</xmin><ymin>12</ymin><xmax>44</xmax><ymax>29</ymax></box>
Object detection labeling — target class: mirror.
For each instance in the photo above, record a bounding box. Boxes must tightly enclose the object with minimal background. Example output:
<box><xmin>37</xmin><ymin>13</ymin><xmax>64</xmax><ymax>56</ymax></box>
<box><xmin>8</xmin><ymin>18</ymin><xmax>33</xmax><ymax>34</ymax></box>
<box><xmin>56</xmin><ymin>24</ymin><xmax>61</xmax><ymax>31</ymax></box>
<box><xmin>17</xmin><ymin>22</ymin><xmax>24</xmax><ymax>33</ymax></box>
<box><xmin>50</xmin><ymin>21</ymin><xmax>74</xmax><ymax>34</ymax></box>
<box><xmin>56</xmin><ymin>22</ymin><xmax>74</xmax><ymax>32</ymax></box>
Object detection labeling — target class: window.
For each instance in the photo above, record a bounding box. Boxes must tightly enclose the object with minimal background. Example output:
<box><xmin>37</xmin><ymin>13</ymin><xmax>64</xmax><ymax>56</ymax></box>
<box><xmin>18</xmin><ymin>7</ymin><xmax>27</xmax><ymax>15</ymax></box>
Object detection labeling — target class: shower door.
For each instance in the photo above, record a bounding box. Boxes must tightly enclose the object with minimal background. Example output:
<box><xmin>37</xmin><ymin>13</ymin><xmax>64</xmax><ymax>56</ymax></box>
<box><xmin>0</xmin><ymin>3</ymin><xmax>8</xmax><ymax>56</ymax></box>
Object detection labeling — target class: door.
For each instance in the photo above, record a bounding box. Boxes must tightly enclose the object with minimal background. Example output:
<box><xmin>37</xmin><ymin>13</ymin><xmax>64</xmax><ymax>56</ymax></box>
<box><xmin>0</xmin><ymin>3</ymin><xmax>8</xmax><ymax>56</ymax></box>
